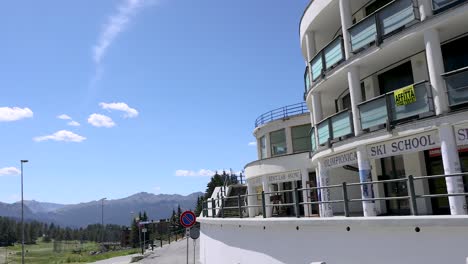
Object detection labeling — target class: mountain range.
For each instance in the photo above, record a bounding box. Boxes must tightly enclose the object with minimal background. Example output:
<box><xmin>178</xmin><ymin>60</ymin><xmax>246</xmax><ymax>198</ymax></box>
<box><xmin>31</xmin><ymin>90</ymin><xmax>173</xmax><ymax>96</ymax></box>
<box><xmin>0</xmin><ymin>192</ymin><xmax>202</xmax><ymax>227</ymax></box>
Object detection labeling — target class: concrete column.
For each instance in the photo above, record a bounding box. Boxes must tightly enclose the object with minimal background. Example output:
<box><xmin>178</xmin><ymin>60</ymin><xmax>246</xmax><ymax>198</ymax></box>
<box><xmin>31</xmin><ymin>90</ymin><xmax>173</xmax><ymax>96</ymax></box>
<box><xmin>317</xmin><ymin>160</ymin><xmax>333</xmax><ymax>217</ymax></box>
<box><xmin>315</xmin><ymin>167</ymin><xmax>322</xmax><ymax>215</ymax></box>
<box><xmin>301</xmin><ymin>169</ymin><xmax>311</xmax><ymax>217</ymax></box>
<box><xmin>424</xmin><ymin>28</ymin><xmax>449</xmax><ymax>115</ymax></box>
<box><xmin>347</xmin><ymin>66</ymin><xmax>363</xmax><ymax>136</ymax></box>
<box><xmin>262</xmin><ymin>178</ymin><xmax>272</xmax><ymax>218</ymax></box>
<box><xmin>305</xmin><ymin>31</ymin><xmax>316</xmax><ymax>84</ymax></box>
<box><xmin>357</xmin><ymin>146</ymin><xmax>377</xmax><ymax>217</ymax></box>
<box><xmin>311</xmin><ymin>92</ymin><xmax>323</xmax><ymax>146</ymax></box>
<box><xmin>247</xmin><ymin>184</ymin><xmax>257</xmax><ymax>218</ymax></box>
<box><xmin>285</xmin><ymin>127</ymin><xmax>293</xmax><ymax>154</ymax></box>
<box><xmin>265</xmin><ymin>133</ymin><xmax>272</xmax><ymax>158</ymax></box>
<box><xmin>339</xmin><ymin>0</ymin><xmax>353</xmax><ymax>59</ymax></box>
<box><xmin>439</xmin><ymin>124</ymin><xmax>468</xmax><ymax>215</ymax></box>
<box><xmin>419</xmin><ymin>0</ymin><xmax>433</xmax><ymax>21</ymax></box>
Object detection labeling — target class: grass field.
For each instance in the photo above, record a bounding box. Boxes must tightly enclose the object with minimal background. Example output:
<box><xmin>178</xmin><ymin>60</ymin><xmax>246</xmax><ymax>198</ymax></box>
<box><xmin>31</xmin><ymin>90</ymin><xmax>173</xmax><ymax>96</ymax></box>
<box><xmin>0</xmin><ymin>240</ymin><xmax>139</xmax><ymax>264</ymax></box>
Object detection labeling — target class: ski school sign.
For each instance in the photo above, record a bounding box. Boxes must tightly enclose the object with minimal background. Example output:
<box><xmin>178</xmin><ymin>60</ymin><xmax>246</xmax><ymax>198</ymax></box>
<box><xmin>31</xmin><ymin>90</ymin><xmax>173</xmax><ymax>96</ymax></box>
<box><xmin>367</xmin><ymin>130</ymin><xmax>440</xmax><ymax>159</ymax></box>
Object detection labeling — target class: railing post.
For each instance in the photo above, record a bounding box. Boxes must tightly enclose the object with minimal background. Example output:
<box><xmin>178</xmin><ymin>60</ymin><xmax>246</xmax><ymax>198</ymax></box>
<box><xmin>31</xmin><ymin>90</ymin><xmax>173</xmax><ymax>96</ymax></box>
<box><xmin>211</xmin><ymin>199</ymin><xmax>216</xmax><ymax>218</ymax></box>
<box><xmin>221</xmin><ymin>197</ymin><xmax>225</xmax><ymax>218</ymax></box>
<box><xmin>261</xmin><ymin>191</ymin><xmax>266</xmax><ymax>218</ymax></box>
<box><xmin>238</xmin><ymin>194</ymin><xmax>243</xmax><ymax>218</ymax></box>
<box><xmin>407</xmin><ymin>175</ymin><xmax>419</xmax><ymax>216</ymax></box>
<box><xmin>294</xmin><ymin>188</ymin><xmax>301</xmax><ymax>218</ymax></box>
<box><xmin>342</xmin><ymin>182</ymin><xmax>350</xmax><ymax>217</ymax></box>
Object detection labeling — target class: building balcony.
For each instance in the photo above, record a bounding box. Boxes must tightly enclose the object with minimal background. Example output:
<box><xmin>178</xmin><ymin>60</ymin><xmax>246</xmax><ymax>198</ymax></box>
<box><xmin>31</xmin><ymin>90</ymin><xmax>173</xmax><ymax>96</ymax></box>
<box><xmin>443</xmin><ymin>66</ymin><xmax>468</xmax><ymax>108</ymax></box>
<box><xmin>307</xmin><ymin>36</ymin><xmax>345</xmax><ymax>90</ymax></box>
<box><xmin>316</xmin><ymin>109</ymin><xmax>353</xmax><ymax>146</ymax></box>
<box><xmin>349</xmin><ymin>0</ymin><xmax>420</xmax><ymax>54</ymax></box>
<box><xmin>433</xmin><ymin>0</ymin><xmax>468</xmax><ymax>13</ymax></box>
<box><xmin>254</xmin><ymin>102</ymin><xmax>309</xmax><ymax>128</ymax></box>
<box><xmin>358</xmin><ymin>81</ymin><xmax>435</xmax><ymax>131</ymax></box>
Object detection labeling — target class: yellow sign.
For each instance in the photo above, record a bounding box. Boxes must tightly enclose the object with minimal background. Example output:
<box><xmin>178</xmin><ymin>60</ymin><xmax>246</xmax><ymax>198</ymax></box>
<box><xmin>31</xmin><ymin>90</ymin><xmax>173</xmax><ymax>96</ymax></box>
<box><xmin>394</xmin><ymin>85</ymin><xmax>416</xmax><ymax>106</ymax></box>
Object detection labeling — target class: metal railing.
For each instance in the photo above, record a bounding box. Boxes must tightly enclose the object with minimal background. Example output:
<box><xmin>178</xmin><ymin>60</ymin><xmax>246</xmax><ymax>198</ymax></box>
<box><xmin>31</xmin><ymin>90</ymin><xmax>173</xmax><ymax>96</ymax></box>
<box><xmin>309</xmin><ymin>36</ymin><xmax>345</xmax><ymax>84</ymax></box>
<box><xmin>254</xmin><ymin>102</ymin><xmax>309</xmax><ymax>128</ymax></box>
<box><xmin>316</xmin><ymin>109</ymin><xmax>353</xmax><ymax>146</ymax></box>
<box><xmin>202</xmin><ymin>173</ymin><xmax>468</xmax><ymax>219</ymax></box>
<box><xmin>442</xmin><ymin>66</ymin><xmax>468</xmax><ymax>108</ymax></box>
<box><xmin>358</xmin><ymin>80</ymin><xmax>435</xmax><ymax>131</ymax></box>
<box><xmin>348</xmin><ymin>0</ymin><xmax>419</xmax><ymax>54</ymax></box>
<box><xmin>432</xmin><ymin>0</ymin><xmax>468</xmax><ymax>13</ymax></box>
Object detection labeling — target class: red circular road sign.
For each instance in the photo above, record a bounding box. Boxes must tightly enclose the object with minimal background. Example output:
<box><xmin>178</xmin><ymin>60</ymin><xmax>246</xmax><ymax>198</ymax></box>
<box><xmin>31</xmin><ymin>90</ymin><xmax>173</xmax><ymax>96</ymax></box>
<box><xmin>180</xmin><ymin>211</ymin><xmax>197</xmax><ymax>228</ymax></box>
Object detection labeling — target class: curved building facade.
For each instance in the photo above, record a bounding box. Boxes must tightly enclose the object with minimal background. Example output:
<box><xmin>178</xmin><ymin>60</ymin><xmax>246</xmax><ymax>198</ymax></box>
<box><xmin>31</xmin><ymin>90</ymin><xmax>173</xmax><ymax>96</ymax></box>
<box><xmin>245</xmin><ymin>0</ymin><xmax>468</xmax><ymax>217</ymax></box>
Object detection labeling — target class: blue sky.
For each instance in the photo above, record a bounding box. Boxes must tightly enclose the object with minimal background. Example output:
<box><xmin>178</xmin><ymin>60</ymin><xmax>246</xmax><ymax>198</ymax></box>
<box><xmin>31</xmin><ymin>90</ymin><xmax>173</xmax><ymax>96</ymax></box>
<box><xmin>0</xmin><ymin>0</ymin><xmax>309</xmax><ymax>204</ymax></box>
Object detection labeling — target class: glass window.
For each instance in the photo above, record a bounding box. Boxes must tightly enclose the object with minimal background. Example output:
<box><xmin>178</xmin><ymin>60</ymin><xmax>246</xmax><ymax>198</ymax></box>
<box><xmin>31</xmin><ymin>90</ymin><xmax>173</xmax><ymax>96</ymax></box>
<box><xmin>270</xmin><ymin>129</ymin><xmax>287</xmax><ymax>156</ymax></box>
<box><xmin>378</xmin><ymin>61</ymin><xmax>414</xmax><ymax>94</ymax></box>
<box><xmin>442</xmin><ymin>35</ymin><xmax>468</xmax><ymax>72</ymax></box>
<box><xmin>292</xmin><ymin>124</ymin><xmax>312</xmax><ymax>153</ymax></box>
<box><xmin>260</xmin><ymin>136</ymin><xmax>267</xmax><ymax>159</ymax></box>
<box><xmin>365</xmin><ymin>0</ymin><xmax>393</xmax><ymax>16</ymax></box>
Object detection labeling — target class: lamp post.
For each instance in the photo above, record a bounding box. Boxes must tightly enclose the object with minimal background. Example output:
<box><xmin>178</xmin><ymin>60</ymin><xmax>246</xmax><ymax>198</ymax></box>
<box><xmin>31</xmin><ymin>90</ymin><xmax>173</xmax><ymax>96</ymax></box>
<box><xmin>20</xmin><ymin>159</ymin><xmax>28</xmax><ymax>264</ymax></box>
<box><xmin>101</xmin><ymin>198</ymin><xmax>107</xmax><ymax>243</ymax></box>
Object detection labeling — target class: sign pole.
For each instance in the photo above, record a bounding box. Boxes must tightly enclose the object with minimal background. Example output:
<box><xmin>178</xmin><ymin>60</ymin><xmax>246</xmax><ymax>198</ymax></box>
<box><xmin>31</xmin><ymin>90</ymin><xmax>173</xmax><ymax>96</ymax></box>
<box><xmin>193</xmin><ymin>239</ymin><xmax>196</xmax><ymax>264</ymax></box>
<box><xmin>186</xmin><ymin>232</ymin><xmax>189</xmax><ymax>264</ymax></box>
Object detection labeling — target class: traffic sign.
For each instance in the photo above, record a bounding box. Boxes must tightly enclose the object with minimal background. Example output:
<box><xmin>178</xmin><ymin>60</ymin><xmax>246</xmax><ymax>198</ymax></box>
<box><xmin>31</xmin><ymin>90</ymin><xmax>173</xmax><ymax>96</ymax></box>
<box><xmin>190</xmin><ymin>227</ymin><xmax>200</xmax><ymax>240</ymax></box>
<box><xmin>142</xmin><ymin>228</ymin><xmax>147</xmax><ymax>233</ymax></box>
<box><xmin>179</xmin><ymin>211</ymin><xmax>196</xmax><ymax>228</ymax></box>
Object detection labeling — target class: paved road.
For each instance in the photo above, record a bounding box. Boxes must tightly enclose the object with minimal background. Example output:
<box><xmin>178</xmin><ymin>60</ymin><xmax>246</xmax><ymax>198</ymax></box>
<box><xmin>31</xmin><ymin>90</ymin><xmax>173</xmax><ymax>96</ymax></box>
<box><xmin>138</xmin><ymin>238</ymin><xmax>201</xmax><ymax>264</ymax></box>
<box><xmin>90</xmin><ymin>238</ymin><xmax>200</xmax><ymax>264</ymax></box>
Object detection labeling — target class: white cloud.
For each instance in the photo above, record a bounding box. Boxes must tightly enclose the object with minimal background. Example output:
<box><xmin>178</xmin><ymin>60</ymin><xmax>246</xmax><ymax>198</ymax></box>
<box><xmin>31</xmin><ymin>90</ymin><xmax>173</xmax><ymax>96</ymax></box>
<box><xmin>248</xmin><ymin>141</ymin><xmax>257</xmax><ymax>146</ymax></box>
<box><xmin>57</xmin><ymin>114</ymin><xmax>72</xmax><ymax>120</ymax></box>
<box><xmin>0</xmin><ymin>167</ymin><xmax>20</xmax><ymax>176</ymax></box>
<box><xmin>93</xmin><ymin>0</ymin><xmax>151</xmax><ymax>65</ymax></box>
<box><xmin>153</xmin><ymin>186</ymin><xmax>161</xmax><ymax>193</ymax></box>
<box><xmin>175</xmin><ymin>169</ymin><xmax>216</xmax><ymax>177</ymax></box>
<box><xmin>87</xmin><ymin>113</ymin><xmax>116</xmax><ymax>128</ymax></box>
<box><xmin>99</xmin><ymin>102</ymin><xmax>139</xmax><ymax>118</ymax></box>
<box><xmin>34</xmin><ymin>130</ymin><xmax>86</xmax><ymax>143</ymax></box>
<box><xmin>0</xmin><ymin>107</ymin><xmax>33</xmax><ymax>122</ymax></box>
<box><xmin>175</xmin><ymin>169</ymin><xmax>242</xmax><ymax>177</ymax></box>
<box><xmin>67</xmin><ymin>121</ymin><xmax>81</xmax><ymax>127</ymax></box>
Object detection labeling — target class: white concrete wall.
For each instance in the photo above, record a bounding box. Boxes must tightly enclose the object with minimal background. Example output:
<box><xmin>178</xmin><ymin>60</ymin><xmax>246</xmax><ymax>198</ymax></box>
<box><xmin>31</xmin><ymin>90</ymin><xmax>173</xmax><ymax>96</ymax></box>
<box><xmin>199</xmin><ymin>216</ymin><xmax>468</xmax><ymax>264</ymax></box>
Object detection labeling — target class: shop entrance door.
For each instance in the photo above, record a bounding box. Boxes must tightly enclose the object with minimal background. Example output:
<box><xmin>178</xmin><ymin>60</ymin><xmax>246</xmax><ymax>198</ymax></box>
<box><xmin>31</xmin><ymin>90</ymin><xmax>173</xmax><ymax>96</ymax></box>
<box><xmin>425</xmin><ymin>149</ymin><xmax>468</xmax><ymax>214</ymax></box>
<box><xmin>381</xmin><ymin>155</ymin><xmax>410</xmax><ymax>215</ymax></box>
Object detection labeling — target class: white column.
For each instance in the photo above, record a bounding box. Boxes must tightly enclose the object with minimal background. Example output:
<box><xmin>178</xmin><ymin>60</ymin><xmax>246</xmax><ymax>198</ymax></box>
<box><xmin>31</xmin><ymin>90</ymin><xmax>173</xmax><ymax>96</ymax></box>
<box><xmin>311</xmin><ymin>92</ymin><xmax>323</xmax><ymax>146</ymax></box>
<box><xmin>348</xmin><ymin>66</ymin><xmax>363</xmax><ymax>136</ymax></box>
<box><xmin>262</xmin><ymin>179</ymin><xmax>272</xmax><ymax>218</ymax></box>
<box><xmin>315</xmin><ymin>167</ymin><xmax>323</xmax><ymax>215</ymax></box>
<box><xmin>419</xmin><ymin>0</ymin><xmax>433</xmax><ymax>21</ymax></box>
<box><xmin>265</xmin><ymin>133</ymin><xmax>272</xmax><ymax>158</ymax></box>
<box><xmin>247</xmin><ymin>184</ymin><xmax>257</xmax><ymax>218</ymax></box>
<box><xmin>301</xmin><ymin>169</ymin><xmax>311</xmax><ymax>217</ymax></box>
<box><xmin>424</xmin><ymin>28</ymin><xmax>449</xmax><ymax>115</ymax></box>
<box><xmin>285</xmin><ymin>127</ymin><xmax>293</xmax><ymax>154</ymax></box>
<box><xmin>305</xmin><ymin>31</ymin><xmax>316</xmax><ymax>87</ymax></box>
<box><xmin>439</xmin><ymin>124</ymin><xmax>468</xmax><ymax>215</ymax></box>
<box><xmin>317</xmin><ymin>160</ymin><xmax>333</xmax><ymax>217</ymax></box>
<box><xmin>357</xmin><ymin>146</ymin><xmax>377</xmax><ymax>217</ymax></box>
<box><xmin>339</xmin><ymin>0</ymin><xmax>353</xmax><ymax>59</ymax></box>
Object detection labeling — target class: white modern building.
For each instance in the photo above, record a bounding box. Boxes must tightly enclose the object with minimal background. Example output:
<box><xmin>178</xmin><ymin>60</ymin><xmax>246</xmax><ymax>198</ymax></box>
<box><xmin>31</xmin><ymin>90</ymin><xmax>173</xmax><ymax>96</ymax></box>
<box><xmin>198</xmin><ymin>1</ymin><xmax>468</xmax><ymax>263</ymax></box>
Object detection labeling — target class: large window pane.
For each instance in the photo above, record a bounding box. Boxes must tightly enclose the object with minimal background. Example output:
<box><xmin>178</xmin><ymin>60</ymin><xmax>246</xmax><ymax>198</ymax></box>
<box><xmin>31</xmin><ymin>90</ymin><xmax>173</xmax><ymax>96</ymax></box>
<box><xmin>260</xmin><ymin>136</ymin><xmax>267</xmax><ymax>159</ymax></box>
<box><xmin>292</xmin><ymin>124</ymin><xmax>312</xmax><ymax>153</ymax></box>
<box><xmin>270</xmin><ymin>129</ymin><xmax>287</xmax><ymax>156</ymax></box>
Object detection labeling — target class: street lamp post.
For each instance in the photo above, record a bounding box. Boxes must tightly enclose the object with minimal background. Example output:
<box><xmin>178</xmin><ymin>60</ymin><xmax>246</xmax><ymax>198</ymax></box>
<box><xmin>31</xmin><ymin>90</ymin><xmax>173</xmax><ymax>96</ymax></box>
<box><xmin>20</xmin><ymin>159</ymin><xmax>28</xmax><ymax>264</ymax></box>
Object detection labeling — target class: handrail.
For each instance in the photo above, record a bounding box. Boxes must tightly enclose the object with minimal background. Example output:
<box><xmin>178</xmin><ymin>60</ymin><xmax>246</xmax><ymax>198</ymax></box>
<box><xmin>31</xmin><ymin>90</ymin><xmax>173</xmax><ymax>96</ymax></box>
<box><xmin>254</xmin><ymin>102</ymin><xmax>309</xmax><ymax>128</ymax></box>
<box><xmin>441</xmin><ymin>65</ymin><xmax>468</xmax><ymax>77</ymax></box>
<box><xmin>202</xmin><ymin>173</ymin><xmax>468</xmax><ymax>218</ymax></box>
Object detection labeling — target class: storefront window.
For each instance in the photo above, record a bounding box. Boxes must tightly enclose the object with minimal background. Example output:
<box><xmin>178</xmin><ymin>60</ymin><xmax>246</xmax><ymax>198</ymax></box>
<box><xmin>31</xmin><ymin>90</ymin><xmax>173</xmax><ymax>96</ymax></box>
<box><xmin>260</xmin><ymin>136</ymin><xmax>267</xmax><ymax>159</ymax></box>
<box><xmin>292</xmin><ymin>124</ymin><xmax>312</xmax><ymax>153</ymax></box>
<box><xmin>270</xmin><ymin>129</ymin><xmax>287</xmax><ymax>156</ymax></box>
